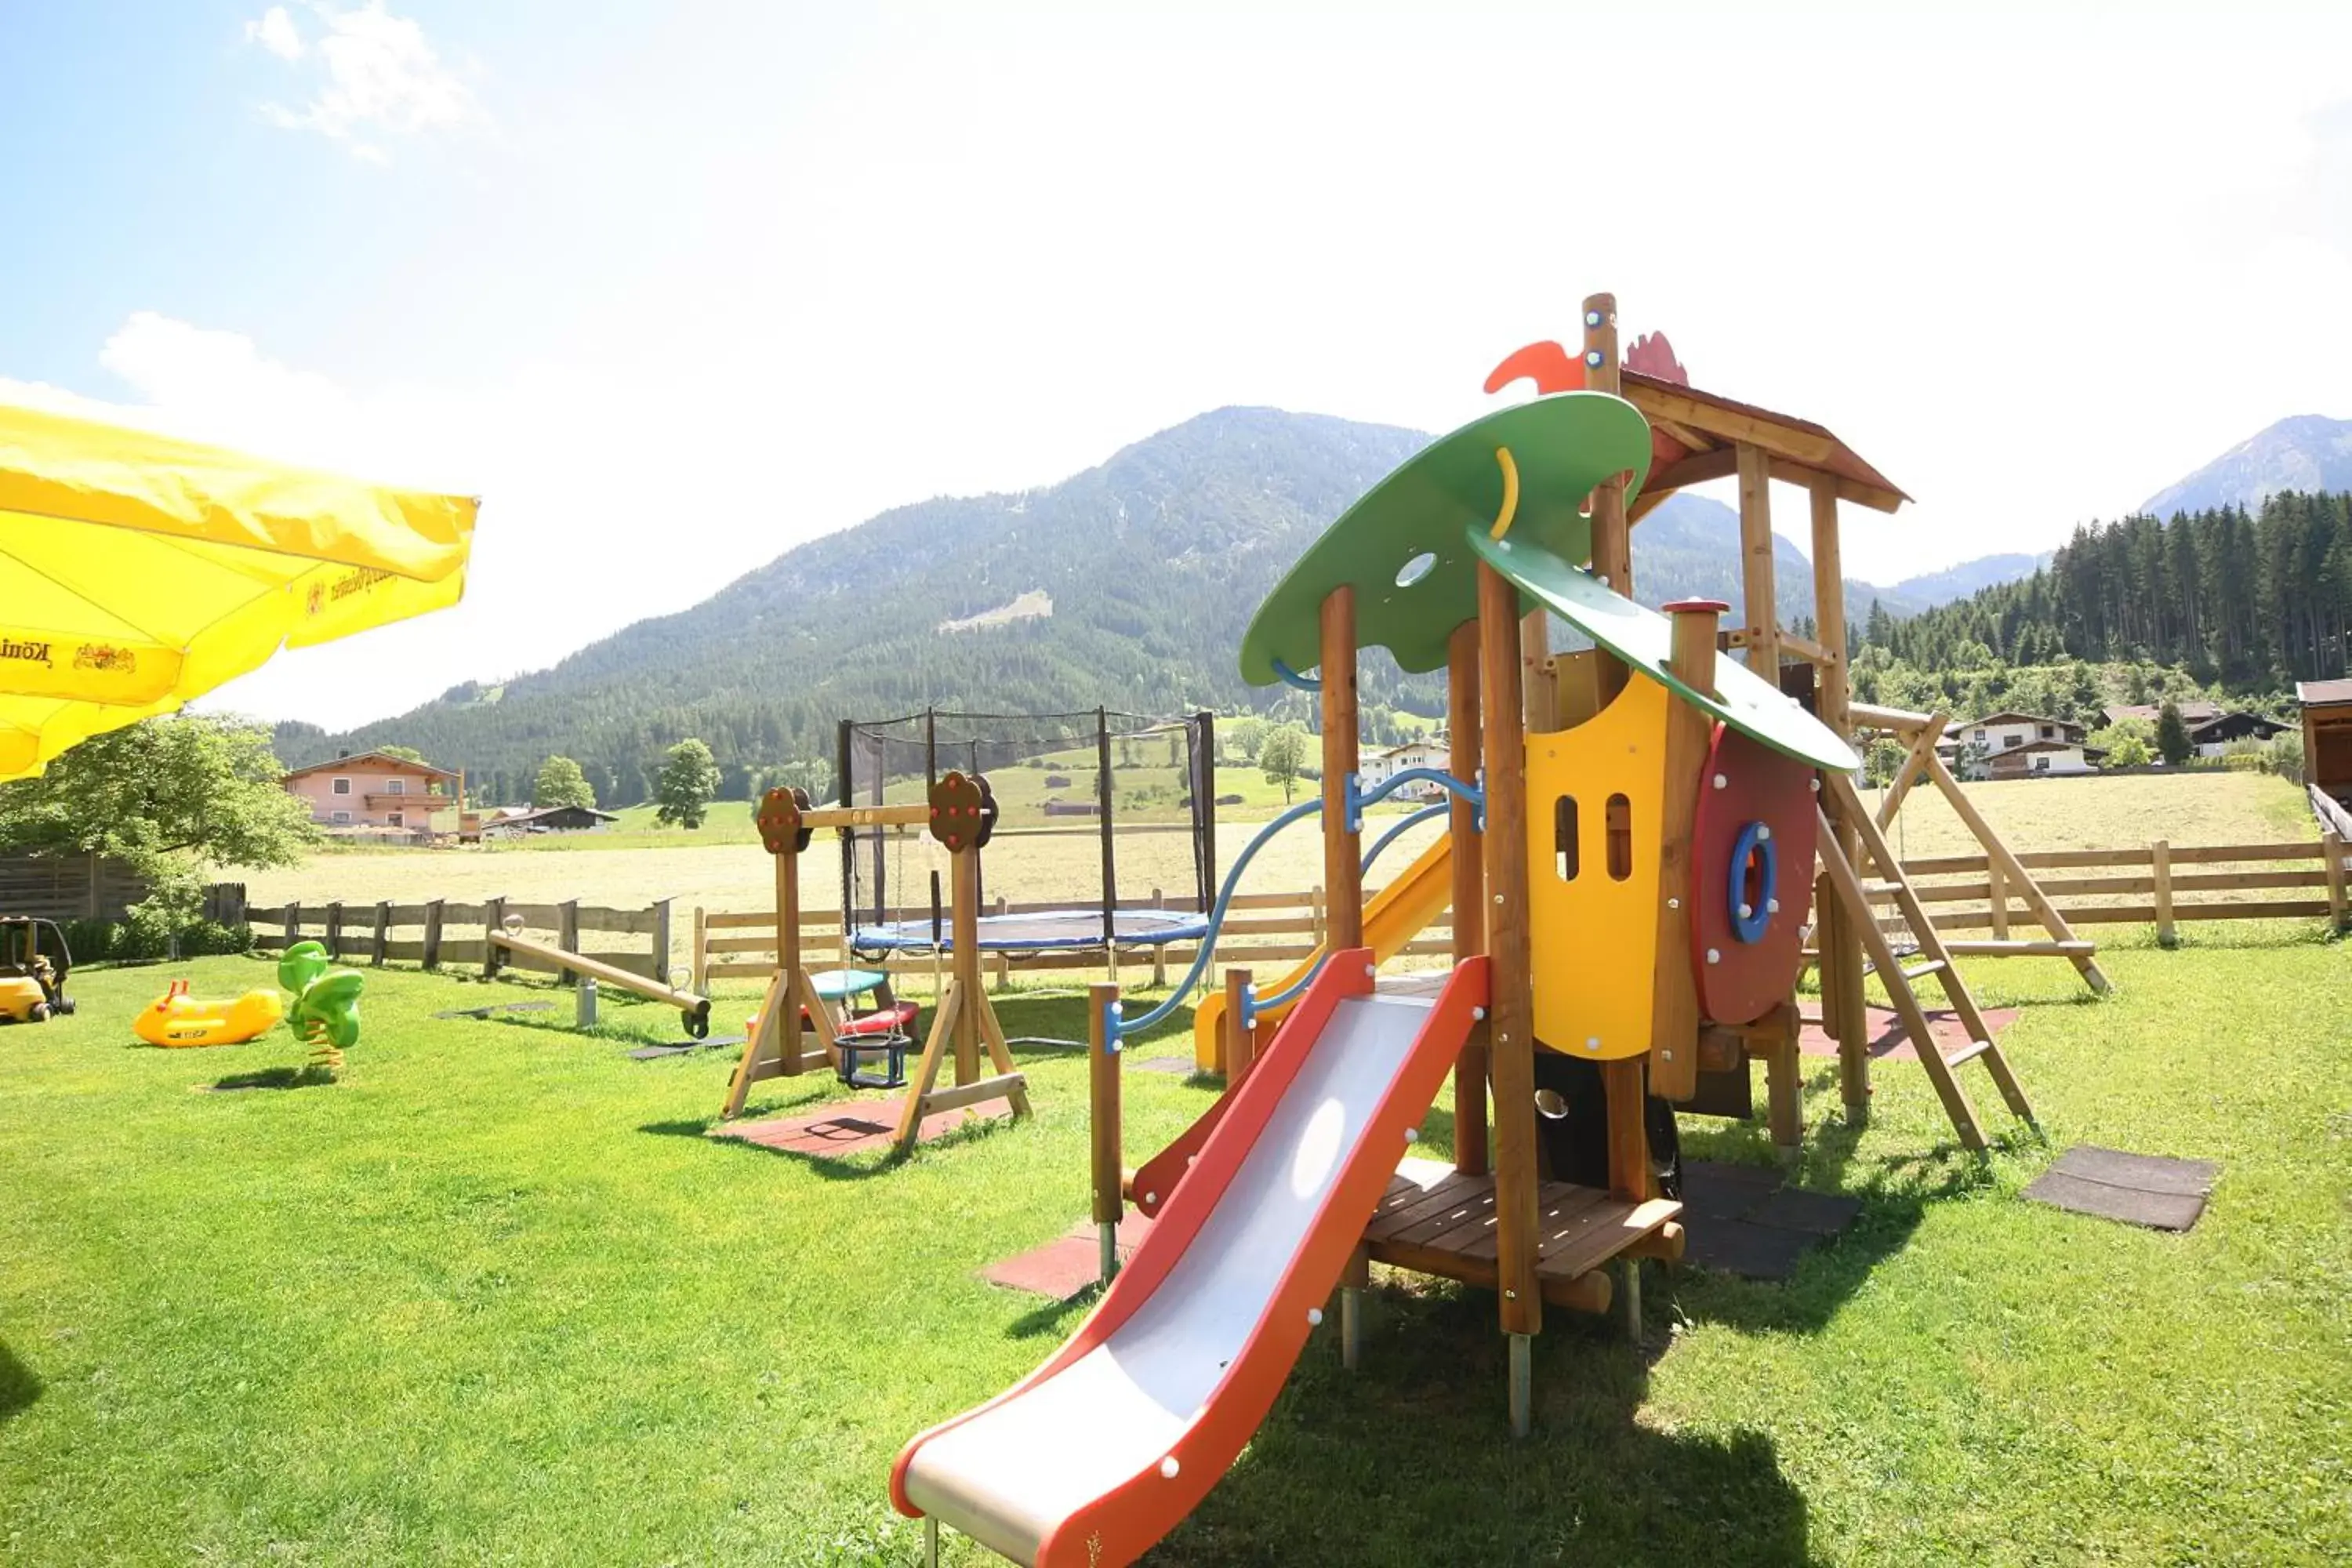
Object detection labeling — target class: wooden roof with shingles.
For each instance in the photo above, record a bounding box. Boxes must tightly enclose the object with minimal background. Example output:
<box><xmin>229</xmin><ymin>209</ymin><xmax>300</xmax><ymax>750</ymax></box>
<box><xmin>1621</xmin><ymin>370</ymin><xmax>1911</xmax><ymax>521</ymax></box>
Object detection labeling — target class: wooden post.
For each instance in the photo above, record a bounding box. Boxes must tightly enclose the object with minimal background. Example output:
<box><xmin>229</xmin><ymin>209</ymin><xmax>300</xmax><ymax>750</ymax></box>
<box><xmin>953</xmin><ymin>847</ymin><xmax>982</xmax><ymax>1086</ymax></box>
<box><xmin>1923</xmin><ymin>750</ymin><xmax>2112</xmax><ymax>993</ymax></box>
<box><xmin>1736</xmin><ymin>445</ymin><xmax>1779</xmax><ymax>677</ymax></box>
<box><xmin>691</xmin><ymin>905</ymin><xmax>708</xmax><ymax>992</ymax></box>
<box><xmin>992</xmin><ymin>893</ymin><xmax>1011</xmax><ymax>992</ymax></box>
<box><xmin>2323</xmin><ymin>832</ymin><xmax>2347</xmax><ymax>932</ymax></box>
<box><xmin>1223</xmin><ymin>967</ymin><xmax>1254</xmax><ymax>1081</ymax></box>
<box><xmin>2151</xmin><ymin>840</ymin><xmax>2177</xmax><ymax>948</ymax></box>
<box><xmin>557</xmin><ymin>899</ymin><xmax>581</xmax><ymax>988</ymax></box>
<box><xmin>1150</xmin><ymin>889</ymin><xmax>1168</xmax><ymax>989</ymax></box>
<box><xmin>1763</xmin><ymin>1004</ymin><xmax>1804</xmax><ymax>1154</ymax></box>
<box><xmin>1090</xmin><ymin>982</ymin><xmax>1123</xmax><ymax>1284</ymax></box>
<box><xmin>422</xmin><ymin>899</ymin><xmax>445</xmax><ymax>970</ymax></box>
<box><xmin>1320</xmin><ymin>586</ymin><xmax>1364</xmax><ymax>951</ymax></box>
<box><xmin>650</xmin><ymin>898</ymin><xmax>673</xmax><ymax>983</ymax></box>
<box><xmin>1808</xmin><ymin>472</ymin><xmax>1868</xmax><ymax>1063</ymax></box>
<box><xmin>325</xmin><ymin>902</ymin><xmax>343</xmax><ymax>963</ymax></box>
<box><xmin>282</xmin><ymin>902</ymin><xmax>299</xmax><ymax>953</ymax></box>
<box><xmin>372</xmin><ymin>901</ymin><xmax>390</xmax><ymax>967</ymax></box>
<box><xmin>1986</xmin><ymin>855</ymin><xmax>2011</xmax><ymax>939</ymax></box>
<box><xmin>1584</xmin><ymin>293</ymin><xmax>1630</xmax><ymax>707</ymax></box>
<box><xmin>1650</xmin><ymin>600</ymin><xmax>1723</xmax><ymax>1103</ymax></box>
<box><xmin>482</xmin><ymin>898</ymin><xmax>504</xmax><ymax>979</ymax></box>
<box><xmin>778</xmin><ymin>838</ymin><xmax>805</xmax><ymax>1078</ymax></box>
<box><xmin>1448</xmin><ymin>619</ymin><xmax>1490</xmax><ymax>1178</ymax></box>
<box><xmin>1478</xmin><ymin>561</ymin><xmax>1542</xmax><ymax>1367</ymax></box>
<box><xmin>1308</xmin><ymin>885</ymin><xmax>1326</xmax><ymax>948</ymax></box>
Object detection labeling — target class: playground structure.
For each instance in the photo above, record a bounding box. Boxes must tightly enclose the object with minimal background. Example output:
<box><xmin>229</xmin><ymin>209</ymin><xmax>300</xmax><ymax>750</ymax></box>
<box><xmin>838</xmin><ymin>709</ymin><xmax>1217</xmax><ymax>974</ymax></box>
<box><xmin>724</xmin><ymin>775</ymin><xmax>1034</xmax><ymax>1156</ymax></box>
<box><xmin>132</xmin><ymin>980</ymin><xmax>284</xmax><ymax>1047</ymax></box>
<box><xmin>485</xmin><ymin>916</ymin><xmax>713</xmax><ymax>1039</ymax></box>
<box><xmin>892</xmin><ymin>292</ymin><xmax>2057</xmax><ymax>1567</ymax></box>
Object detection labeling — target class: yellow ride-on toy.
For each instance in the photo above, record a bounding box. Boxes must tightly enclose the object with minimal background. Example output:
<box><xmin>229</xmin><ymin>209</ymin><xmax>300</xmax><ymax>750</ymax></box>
<box><xmin>0</xmin><ymin>916</ymin><xmax>76</xmax><ymax>1023</ymax></box>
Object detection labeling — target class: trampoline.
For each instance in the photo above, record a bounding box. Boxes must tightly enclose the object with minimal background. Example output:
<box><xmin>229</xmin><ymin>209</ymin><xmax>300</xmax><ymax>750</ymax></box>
<box><xmin>853</xmin><ymin>907</ymin><xmax>1210</xmax><ymax>957</ymax></box>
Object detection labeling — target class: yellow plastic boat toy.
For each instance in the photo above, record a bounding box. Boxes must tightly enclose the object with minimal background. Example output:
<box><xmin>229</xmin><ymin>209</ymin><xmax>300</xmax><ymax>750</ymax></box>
<box><xmin>133</xmin><ymin>979</ymin><xmax>285</xmax><ymax>1048</ymax></box>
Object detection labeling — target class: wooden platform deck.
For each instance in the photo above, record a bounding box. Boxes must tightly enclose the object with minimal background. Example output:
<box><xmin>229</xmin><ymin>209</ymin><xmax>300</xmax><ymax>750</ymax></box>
<box><xmin>1363</xmin><ymin>1157</ymin><xmax>1683</xmax><ymax>1308</ymax></box>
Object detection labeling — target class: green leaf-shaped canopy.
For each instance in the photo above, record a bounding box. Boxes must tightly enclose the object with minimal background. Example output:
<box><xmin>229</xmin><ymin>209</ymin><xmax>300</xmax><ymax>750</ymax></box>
<box><xmin>1239</xmin><ymin>393</ymin><xmax>1652</xmax><ymax>684</ymax></box>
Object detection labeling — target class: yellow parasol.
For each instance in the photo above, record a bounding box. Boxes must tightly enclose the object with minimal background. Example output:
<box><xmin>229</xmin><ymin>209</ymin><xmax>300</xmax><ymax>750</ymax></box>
<box><xmin>0</xmin><ymin>401</ymin><xmax>477</xmax><ymax>779</ymax></box>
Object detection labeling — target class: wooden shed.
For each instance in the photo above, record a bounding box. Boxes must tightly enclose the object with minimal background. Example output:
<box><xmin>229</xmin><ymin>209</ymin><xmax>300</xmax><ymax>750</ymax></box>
<box><xmin>2299</xmin><ymin>679</ymin><xmax>2352</xmax><ymax>809</ymax></box>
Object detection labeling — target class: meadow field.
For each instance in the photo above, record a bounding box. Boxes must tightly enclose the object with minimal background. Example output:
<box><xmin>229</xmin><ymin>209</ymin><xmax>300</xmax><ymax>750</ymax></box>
<box><xmin>2</xmin><ymin>937</ymin><xmax>2346</xmax><ymax>1564</ymax></box>
<box><xmin>249</xmin><ymin>770</ymin><xmax>2321</xmax><ymax>919</ymax></box>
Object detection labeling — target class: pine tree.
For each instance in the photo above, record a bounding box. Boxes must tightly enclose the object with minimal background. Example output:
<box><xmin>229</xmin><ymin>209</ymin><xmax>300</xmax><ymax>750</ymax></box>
<box><xmin>2154</xmin><ymin>700</ymin><xmax>2192</xmax><ymax>766</ymax></box>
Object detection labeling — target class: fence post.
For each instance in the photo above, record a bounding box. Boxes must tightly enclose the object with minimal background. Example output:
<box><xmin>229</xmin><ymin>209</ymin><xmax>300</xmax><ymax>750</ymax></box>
<box><xmin>691</xmin><ymin>906</ymin><xmax>708</xmax><ymax>992</ymax></box>
<box><xmin>1985</xmin><ymin>855</ymin><xmax>2009</xmax><ymax>939</ymax></box>
<box><xmin>558</xmin><ymin>899</ymin><xmax>580</xmax><ymax>987</ymax></box>
<box><xmin>423</xmin><ymin>899</ymin><xmax>445</xmax><ymax>970</ymax></box>
<box><xmin>1309</xmin><ymin>885</ymin><xmax>1327</xmax><ymax>947</ymax></box>
<box><xmin>483</xmin><ymin>897</ymin><xmax>505</xmax><ymax>979</ymax></box>
<box><xmin>1151</xmin><ymin>887</ymin><xmax>1168</xmax><ymax>989</ymax></box>
<box><xmin>2325</xmin><ymin>832</ymin><xmax>2347</xmax><ymax>934</ymax></box>
<box><xmin>650</xmin><ymin>898</ymin><xmax>673</xmax><ymax>984</ymax></box>
<box><xmin>372</xmin><ymin>901</ymin><xmax>391</xmax><ymax>967</ymax></box>
<box><xmin>2151</xmin><ymin>840</ymin><xmax>2176</xmax><ymax>948</ymax></box>
<box><xmin>282</xmin><ymin>902</ymin><xmax>299</xmax><ymax>952</ymax></box>
<box><xmin>325</xmin><ymin>902</ymin><xmax>343</xmax><ymax>962</ymax></box>
<box><xmin>992</xmin><ymin>894</ymin><xmax>1011</xmax><ymax>993</ymax></box>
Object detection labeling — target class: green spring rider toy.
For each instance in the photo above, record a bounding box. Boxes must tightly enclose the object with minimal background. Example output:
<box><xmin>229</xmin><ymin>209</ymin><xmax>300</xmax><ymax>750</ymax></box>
<box><xmin>278</xmin><ymin>941</ymin><xmax>365</xmax><ymax>1071</ymax></box>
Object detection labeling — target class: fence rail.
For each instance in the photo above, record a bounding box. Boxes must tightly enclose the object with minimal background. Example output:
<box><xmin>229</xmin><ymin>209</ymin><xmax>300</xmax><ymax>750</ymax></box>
<box><xmin>231</xmin><ymin>834</ymin><xmax>2345</xmax><ymax>997</ymax></box>
<box><xmin>256</xmin><ymin>896</ymin><xmax>675</xmax><ymax>982</ymax></box>
<box><xmin>691</xmin><ymin>836</ymin><xmax>2345</xmax><ymax>987</ymax></box>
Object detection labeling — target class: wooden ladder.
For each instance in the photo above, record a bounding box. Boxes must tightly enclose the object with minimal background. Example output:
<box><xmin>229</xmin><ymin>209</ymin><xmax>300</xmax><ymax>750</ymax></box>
<box><xmin>1817</xmin><ymin>772</ymin><xmax>2038</xmax><ymax>1152</ymax></box>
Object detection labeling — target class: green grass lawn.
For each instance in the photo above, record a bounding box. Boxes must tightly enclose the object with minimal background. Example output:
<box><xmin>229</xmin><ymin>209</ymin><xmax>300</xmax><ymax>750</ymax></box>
<box><xmin>4</xmin><ymin>937</ymin><xmax>2348</xmax><ymax>1565</ymax></box>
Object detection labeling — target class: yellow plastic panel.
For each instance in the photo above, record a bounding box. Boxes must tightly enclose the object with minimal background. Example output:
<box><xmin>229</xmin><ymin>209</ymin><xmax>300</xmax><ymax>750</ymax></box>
<box><xmin>1525</xmin><ymin>672</ymin><xmax>1669</xmax><ymax>1059</ymax></box>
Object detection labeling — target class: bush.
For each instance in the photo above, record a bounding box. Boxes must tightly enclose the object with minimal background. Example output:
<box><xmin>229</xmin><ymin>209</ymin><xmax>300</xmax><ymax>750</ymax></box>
<box><xmin>54</xmin><ymin>917</ymin><xmax>252</xmax><ymax>964</ymax></box>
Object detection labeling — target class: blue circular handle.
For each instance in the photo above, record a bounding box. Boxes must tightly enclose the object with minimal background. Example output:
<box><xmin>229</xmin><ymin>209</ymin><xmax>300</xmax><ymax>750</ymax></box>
<box><xmin>1728</xmin><ymin>821</ymin><xmax>1775</xmax><ymax>944</ymax></box>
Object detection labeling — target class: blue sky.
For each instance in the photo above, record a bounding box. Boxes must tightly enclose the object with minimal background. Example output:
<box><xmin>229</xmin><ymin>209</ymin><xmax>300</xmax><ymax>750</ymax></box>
<box><xmin>4</xmin><ymin>1</ymin><xmax>2350</xmax><ymax>727</ymax></box>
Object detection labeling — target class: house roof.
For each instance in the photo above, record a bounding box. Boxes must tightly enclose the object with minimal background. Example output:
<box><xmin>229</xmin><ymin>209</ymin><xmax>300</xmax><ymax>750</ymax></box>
<box><xmin>2297</xmin><ymin>678</ymin><xmax>2352</xmax><ymax>706</ymax></box>
<box><xmin>1991</xmin><ymin>738</ymin><xmax>2106</xmax><ymax>759</ymax></box>
<box><xmin>1617</xmin><ymin>370</ymin><xmax>1911</xmax><ymax>520</ymax></box>
<box><xmin>2187</xmin><ymin>711</ymin><xmax>2289</xmax><ymax>736</ymax></box>
<box><xmin>495</xmin><ymin>804</ymin><xmax>617</xmax><ymax>826</ymax></box>
<box><xmin>1962</xmin><ymin>711</ymin><xmax>2081</xmax><ymax>731</ymax></box>
<box><xmin>2103</xmin><ymin>700</ymin><xmax>2223</xmax><ymax>724</ymax></box>
<box><xmin>283</xmin><ymin>750</ymin><xmax>458</xmax><ymax>782</ymax></box>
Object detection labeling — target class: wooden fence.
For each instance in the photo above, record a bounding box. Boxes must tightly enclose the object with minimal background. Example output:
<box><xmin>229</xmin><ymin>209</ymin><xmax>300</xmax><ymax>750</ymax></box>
<box><xmin>691</xmin><ymin>884</ymin><xmax>1455</xmax><ymax>990</ymax></box>
<box><xmin>0</xmin><ymin>854</ymin><xmax>149</xmax><ymax>922</ymax></box>
<box><xmin>257</xmin><ymin>897</ymin><xmax>676</xmax><ymax>982</ymax></box>
<box><xmin>692</xmin><ymin>835</ymin><xmax>2347</xmax><ymax>987</ymax></box>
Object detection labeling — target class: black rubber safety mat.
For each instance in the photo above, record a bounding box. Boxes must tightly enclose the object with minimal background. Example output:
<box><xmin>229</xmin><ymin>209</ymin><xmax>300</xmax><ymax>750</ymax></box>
<box><xmin>627</xmin><ymin>1034</ymin><xmax>747</xmax><ymax>1062</ymax></box>
<box><xmin>2023</xmin><ymin>1145</ymin><xmax>2218</xmax><ymax>1232</ymax></box>
<box><xmin>432</xmin><ymin>1000</ymin><xmax>557</xmax><ymax>1019</ymax></box>
<box><xmin>1679</xmin><ymin>1160</ymin><xmax>1864</xmax><ymax>1281</ymax></box>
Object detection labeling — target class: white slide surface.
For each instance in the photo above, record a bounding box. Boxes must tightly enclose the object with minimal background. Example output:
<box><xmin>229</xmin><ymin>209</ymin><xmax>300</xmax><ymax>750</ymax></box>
<box><xmin>892</xmin><ymin>953</ymin><xmax>1486</xmax><ymax>1567</ymax></box>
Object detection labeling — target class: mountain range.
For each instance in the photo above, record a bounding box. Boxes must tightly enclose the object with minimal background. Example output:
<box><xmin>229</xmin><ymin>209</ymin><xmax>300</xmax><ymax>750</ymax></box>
<box><xmin>2140</xmin><ymin>413</ymin><xmax>2352</xmax><ymax>519</ymax></box>
<box><xmin>274</xmin><ymin>406</ymin><xmax>2340</xmax><ymax>804</ymax></box>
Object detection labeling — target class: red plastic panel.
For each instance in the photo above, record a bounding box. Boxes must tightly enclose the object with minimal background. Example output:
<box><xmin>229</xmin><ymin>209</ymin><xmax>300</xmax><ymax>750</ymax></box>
<box><xmin>1690</xmin><ymin>722</ymin><xmax>1819</xmax><ymax>1025</ymax></box>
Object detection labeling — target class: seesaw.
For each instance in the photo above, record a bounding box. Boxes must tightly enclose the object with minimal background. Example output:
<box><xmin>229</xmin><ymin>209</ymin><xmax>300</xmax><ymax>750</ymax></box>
<box><xmin>485</xmin><ymin>915</ymin><xmax>714</xmax><ymax>1038</ymax></box>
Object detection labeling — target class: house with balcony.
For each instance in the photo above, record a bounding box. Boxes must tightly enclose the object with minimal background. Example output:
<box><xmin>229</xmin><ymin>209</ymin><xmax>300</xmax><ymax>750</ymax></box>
<box><xmin>283</xmin><ymin>750</ymin><xmax>463</xmax><ymax>834</ymax></box>
<box><xmin>1955</xmin><ymin>712</ymin><xmax>2100</xmax><ymax>778</ymax></box>
<box><xmin>1359</xmin><ymin>737</ymin><xmax>1452</xmax><ymax>800</ymax></box>
<box><xmin>2101</xmin><ymin>700</ymin><xmax>2292</xmax><ymax>758</ymax></box>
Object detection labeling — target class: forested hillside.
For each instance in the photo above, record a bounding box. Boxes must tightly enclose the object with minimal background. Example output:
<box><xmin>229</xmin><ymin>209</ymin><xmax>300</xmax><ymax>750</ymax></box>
<box><xmin>275</xmin><ymin>407</ymin><xmax>2028</xmax><ymax>807</ymax></box>
<box><xmin>1870</xmin><ymin>491</ymin><xmax>2351</xmax><ymax>688</ymax></box>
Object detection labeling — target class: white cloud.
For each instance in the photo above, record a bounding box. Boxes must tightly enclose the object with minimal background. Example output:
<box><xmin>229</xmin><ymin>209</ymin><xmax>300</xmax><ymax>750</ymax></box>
<box><xmin>245</xmin><ymin>2</ymin><xmax>481</xmax><ymax>159</ymax></box>
<box><xmin>245</xmin><ymin>5</ymin><xmax>305</xmax><ymax>60</ymax></box>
